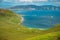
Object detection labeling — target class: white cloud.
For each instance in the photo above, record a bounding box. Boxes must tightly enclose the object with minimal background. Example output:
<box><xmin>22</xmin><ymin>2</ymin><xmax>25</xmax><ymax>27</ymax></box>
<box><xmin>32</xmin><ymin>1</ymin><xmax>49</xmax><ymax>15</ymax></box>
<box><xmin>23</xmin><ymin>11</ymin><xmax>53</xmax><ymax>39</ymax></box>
<box><xmin>3</xmin><ymin>0</ymin><xmax>13</xmax><ymax>2</ymax></box>
<box><xmin>2</xmin><ymin>0</ymin><xmax>48</xmax><ymax>3</ymax></box>
<box><xmin>19</xmin><ymin>0</ymin><xmax>33</xmax><ymax>3</ymax></box>
<box><xmin>34</xmin><ymin>0</ymin><xmax>48</xmax><ymax>3</ymax></box>
<box><xmin>3</xmin><ymin>0</ymin><xmax>9</xmax><ymax>2</ymax></box>
<box><xmin>35</xmin><ymin>0</ymin><xmax>48</xmax><ymax>2</ymax></box>
<box><xmin>19</xmin><ymin>0</ymin><xmax>48</xmax><ymax>3</ymax></box>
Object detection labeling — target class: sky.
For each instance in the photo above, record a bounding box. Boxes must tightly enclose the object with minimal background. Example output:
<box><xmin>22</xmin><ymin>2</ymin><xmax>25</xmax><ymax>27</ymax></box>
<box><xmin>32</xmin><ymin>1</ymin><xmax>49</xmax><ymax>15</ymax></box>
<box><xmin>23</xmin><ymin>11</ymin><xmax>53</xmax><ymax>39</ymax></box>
<box><xmin>0</xmin><ymin>0</ymin><xmax>60</xmax><ymax>5</ymax></box>
<box><xmin>0</xmin><ymin>0</ymin><xmax>60</xmax><ymax>8</ymax></box>
<box><xmin>1</xmin><ymin>0</ymin><xmax>60</xmax><ymax>2</ymax></box>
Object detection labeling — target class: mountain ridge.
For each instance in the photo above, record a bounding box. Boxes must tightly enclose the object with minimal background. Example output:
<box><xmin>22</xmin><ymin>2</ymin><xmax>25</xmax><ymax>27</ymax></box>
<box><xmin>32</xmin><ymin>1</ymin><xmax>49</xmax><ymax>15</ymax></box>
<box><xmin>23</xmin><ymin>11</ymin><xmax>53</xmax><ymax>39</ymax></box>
<box><xmin>10</xmin><ymin>5</ymin><xmax>60</xmax><ymax>10</ymax></box>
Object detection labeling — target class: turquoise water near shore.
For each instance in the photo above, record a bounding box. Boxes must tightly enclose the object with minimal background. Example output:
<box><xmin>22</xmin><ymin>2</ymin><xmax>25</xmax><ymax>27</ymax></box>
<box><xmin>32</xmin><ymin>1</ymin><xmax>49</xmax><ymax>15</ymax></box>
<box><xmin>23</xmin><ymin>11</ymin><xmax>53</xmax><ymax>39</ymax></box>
<box><xmin>13</xmin><ymin>10</ymin><xmax>60</xmax><ymax>28</ymax></box>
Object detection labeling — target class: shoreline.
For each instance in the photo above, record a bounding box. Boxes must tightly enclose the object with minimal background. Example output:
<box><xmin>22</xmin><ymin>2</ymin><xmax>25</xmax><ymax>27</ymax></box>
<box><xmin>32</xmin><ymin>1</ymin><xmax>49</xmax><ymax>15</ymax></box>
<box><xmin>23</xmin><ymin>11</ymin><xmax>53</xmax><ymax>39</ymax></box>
<box><xmin>20</xmin><ymin>15</ymin><xmax>48</xmax><ymax>30</ymax></box>
<box><xmin>27</xmin><ymin>27</ymin><xmax>48</xmax><ymax>30</ymax></box>
<box><xmin>20</xmin><ymin>16</ymin><xmax>24</xmax><ymax>23</ymax></box>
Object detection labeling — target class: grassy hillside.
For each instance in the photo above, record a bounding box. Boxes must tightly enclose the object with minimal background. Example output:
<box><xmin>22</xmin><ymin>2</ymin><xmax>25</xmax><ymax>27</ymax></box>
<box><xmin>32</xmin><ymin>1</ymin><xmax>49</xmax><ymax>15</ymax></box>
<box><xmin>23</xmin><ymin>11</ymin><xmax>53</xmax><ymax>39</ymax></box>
<box><xmin>26</xmin><ymin>24</ymin><xmax>60</xmax><ymax>40</ymax></box>
<box><xmin>0</xmin><ymin>9</ymin><xmax>42</xmax><ymax>40</ymax></box>
<box><xmin>26</xmin><ymin>32</ymin><xmax>60</xmax><ymax>40</ymax></box>
<box><xmin>0</xmin><ymin>9</ymin><xmax>60</xmax><ymax>40</ymax></box>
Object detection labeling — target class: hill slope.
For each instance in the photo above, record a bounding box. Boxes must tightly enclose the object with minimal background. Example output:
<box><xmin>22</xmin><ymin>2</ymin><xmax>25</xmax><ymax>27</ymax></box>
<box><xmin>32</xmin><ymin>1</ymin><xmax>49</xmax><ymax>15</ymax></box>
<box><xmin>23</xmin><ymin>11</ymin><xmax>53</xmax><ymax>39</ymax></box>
<box><xmin>0</xmin><ymin>9</ymin><xmax>42</xmax><ymax>40</ymax></box>
<box><xmin>26</xmin><ymin>24</ymin><xmax>60</xmax><ymax>40</ymax></box>
<box><xmin>0</xmin><ymin>9</ymin><xmax>60</xmax><ymax>40</ymax></box>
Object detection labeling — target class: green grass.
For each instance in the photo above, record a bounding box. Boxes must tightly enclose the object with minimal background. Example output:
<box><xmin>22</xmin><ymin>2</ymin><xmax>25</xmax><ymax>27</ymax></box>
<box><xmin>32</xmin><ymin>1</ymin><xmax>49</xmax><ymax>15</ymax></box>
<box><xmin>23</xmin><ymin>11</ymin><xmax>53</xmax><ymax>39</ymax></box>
<box><xmin>26</xmin><ymin>32</ymin><xmax>60</xmax><ymax>40</ymax></box>
<box><xmin>0</xmin><ymin>9</ymin><xmax>60</xmax><ymax>40</ymax></box>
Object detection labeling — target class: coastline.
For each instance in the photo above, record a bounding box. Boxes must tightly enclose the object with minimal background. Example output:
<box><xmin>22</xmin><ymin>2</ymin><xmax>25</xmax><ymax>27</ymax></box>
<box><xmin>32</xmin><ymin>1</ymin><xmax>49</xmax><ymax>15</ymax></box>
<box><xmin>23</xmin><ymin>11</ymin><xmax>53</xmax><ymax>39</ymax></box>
<box><xmin>20</xmin><ymin>16</ymin><xmax>24</xmax><ymax>24</ymax></box>
<box><xmin>20</xmin><ymin>16</ymin><xmax>48</xmax><ymax>30</ymax></box>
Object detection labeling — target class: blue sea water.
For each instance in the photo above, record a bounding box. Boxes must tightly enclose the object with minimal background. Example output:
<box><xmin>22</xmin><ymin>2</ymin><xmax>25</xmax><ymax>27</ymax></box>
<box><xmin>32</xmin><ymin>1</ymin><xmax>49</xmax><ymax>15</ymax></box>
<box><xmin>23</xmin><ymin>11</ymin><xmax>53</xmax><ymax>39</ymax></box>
<box><xmin>0</xmin><ymin>2</ymin><xmax>60</xmax><ymax>29</ymax></box>
<box><xmin>13</xmin><ymin>10</ymin><xmax>60</xmax><ymax>28</ymax></box>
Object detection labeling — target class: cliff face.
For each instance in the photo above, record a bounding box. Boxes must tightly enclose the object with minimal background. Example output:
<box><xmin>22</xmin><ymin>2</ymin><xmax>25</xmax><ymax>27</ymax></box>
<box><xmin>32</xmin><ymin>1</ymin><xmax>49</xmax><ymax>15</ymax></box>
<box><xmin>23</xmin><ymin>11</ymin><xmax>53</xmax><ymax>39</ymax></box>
<box><xmin>0</xmin><ymin>9</ymin><xmax>22</xmax><ymax>24</ymax></box>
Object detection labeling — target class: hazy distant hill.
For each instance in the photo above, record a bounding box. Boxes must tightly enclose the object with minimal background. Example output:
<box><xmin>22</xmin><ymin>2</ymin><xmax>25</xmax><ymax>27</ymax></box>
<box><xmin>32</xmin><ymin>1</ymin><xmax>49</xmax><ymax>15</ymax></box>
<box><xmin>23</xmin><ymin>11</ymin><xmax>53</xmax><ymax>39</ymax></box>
<box><xmin>10</xmin><ymin>5</ymin><xmax>60</xmax><ymax>10</ymax></box>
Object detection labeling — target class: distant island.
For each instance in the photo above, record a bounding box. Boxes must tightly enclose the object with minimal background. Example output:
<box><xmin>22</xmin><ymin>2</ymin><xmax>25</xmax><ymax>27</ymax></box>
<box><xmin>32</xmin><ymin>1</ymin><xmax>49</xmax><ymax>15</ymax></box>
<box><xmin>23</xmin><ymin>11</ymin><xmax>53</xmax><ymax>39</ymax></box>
<box><xmin>10</xmin><ymin>5</ymin><xmax>60</xmax><ymax>10</ymax></box>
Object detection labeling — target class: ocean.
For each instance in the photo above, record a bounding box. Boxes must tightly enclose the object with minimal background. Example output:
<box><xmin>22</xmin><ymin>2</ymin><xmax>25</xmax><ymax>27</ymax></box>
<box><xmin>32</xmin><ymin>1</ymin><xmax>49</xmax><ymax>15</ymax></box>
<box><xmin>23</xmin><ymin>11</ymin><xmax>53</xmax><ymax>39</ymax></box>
<box><xmin>13</xmin><ymin>10</ymin><xmax>60</xmax><ymax>28</ymax></box>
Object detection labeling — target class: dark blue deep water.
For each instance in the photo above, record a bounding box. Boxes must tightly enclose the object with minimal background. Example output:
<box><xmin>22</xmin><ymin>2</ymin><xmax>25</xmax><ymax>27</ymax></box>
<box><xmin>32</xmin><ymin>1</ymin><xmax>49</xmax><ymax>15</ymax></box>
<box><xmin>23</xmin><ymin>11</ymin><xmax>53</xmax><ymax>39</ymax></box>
<box><xmin>13</xmin><ymin>10</ymin><xmax>60</xmax><ymax>28</ymax></box>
